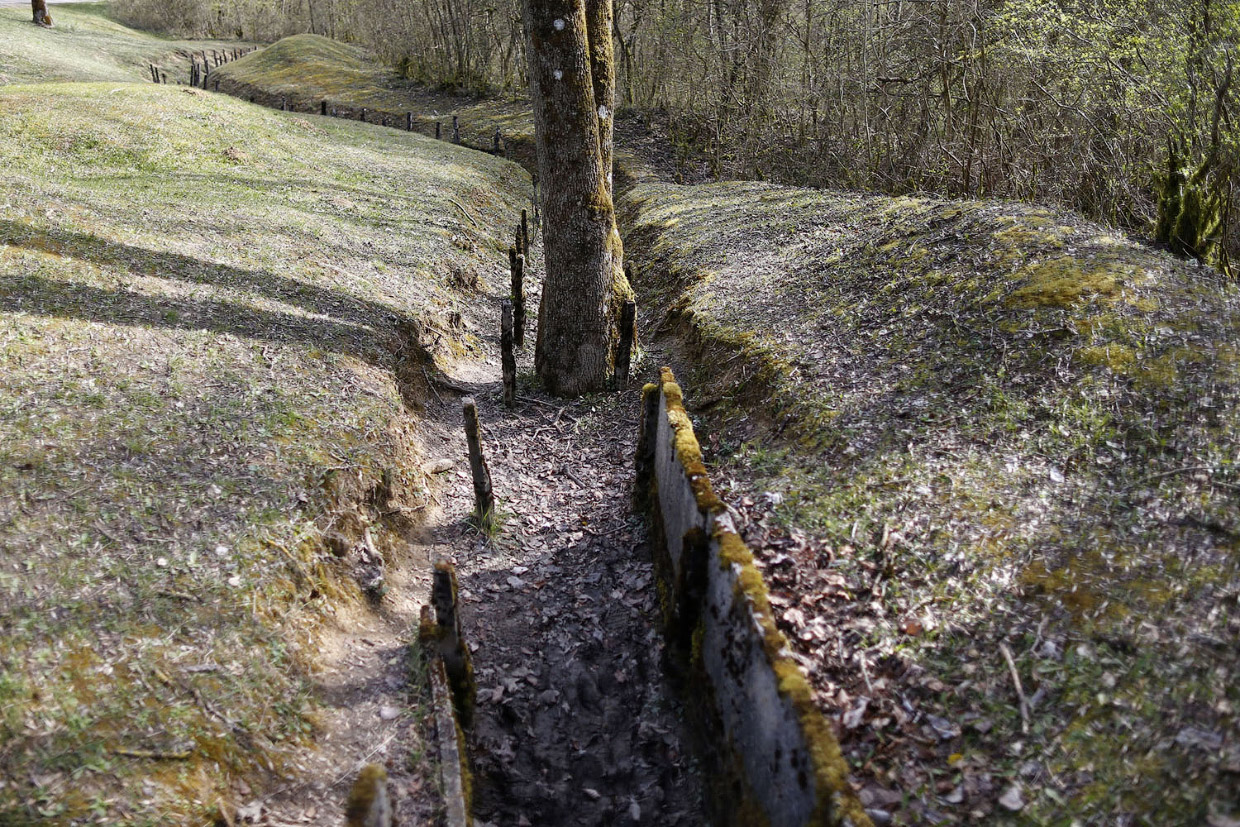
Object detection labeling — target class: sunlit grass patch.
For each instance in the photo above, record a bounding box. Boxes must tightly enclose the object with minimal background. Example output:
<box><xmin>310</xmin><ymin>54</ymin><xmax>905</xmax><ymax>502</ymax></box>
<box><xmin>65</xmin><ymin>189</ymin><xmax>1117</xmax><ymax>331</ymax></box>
<box><xmin>0</xmin><ymin>80</ymin><xmax>527</xmax><ymax>821</ymax></box>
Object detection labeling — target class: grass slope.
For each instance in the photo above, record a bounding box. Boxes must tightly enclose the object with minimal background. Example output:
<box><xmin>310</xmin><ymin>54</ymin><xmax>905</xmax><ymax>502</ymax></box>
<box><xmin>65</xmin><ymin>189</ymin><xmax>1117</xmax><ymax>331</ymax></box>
<box><xmin>0</xmin><ymin>82</ymin><xmax>526</xmax><ymax>822</ymax></box>
<box><xmin>0</xmin><ymin>3</ymin><xmax>244</xmax><ymax>87</ymax></box>
<box><xmin>624</xmin><ymin>180</ymin><xmax>1240</xmax><ymax>824</ymax></box>
<box><xmin>211</xmin><ymin>35</ymin><xmax>534</xmax><ymax>163</ymax></box>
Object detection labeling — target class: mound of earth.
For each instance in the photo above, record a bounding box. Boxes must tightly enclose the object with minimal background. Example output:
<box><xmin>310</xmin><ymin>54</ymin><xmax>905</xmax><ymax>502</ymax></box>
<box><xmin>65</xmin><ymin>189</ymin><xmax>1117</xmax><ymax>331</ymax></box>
<box><xmin>623</xmin><ymin>180</ymin><xmax>1240</xmax><ymax>824</ymax></box>
<box><xmin>211</xmin><ymin>34</ymin><xmax>534</xmax><ymax>164</ymax></box>
<box><xmin>0</xmin><ymin>80</ymin><xmax>526</xmax><ymax>822</ymax></box>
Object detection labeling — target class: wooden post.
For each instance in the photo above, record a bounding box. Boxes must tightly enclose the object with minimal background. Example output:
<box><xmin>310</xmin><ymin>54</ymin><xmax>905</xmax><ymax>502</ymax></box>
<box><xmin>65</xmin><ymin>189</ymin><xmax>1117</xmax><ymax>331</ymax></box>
<box><xmin>532</xmin><ymin>174</ymin><xmax>541</xmax><ymax>227</ymax></box>
<box><xmin>406</xmin><ymin>112</ymin><xmax>413</xmax><ymax>131</ymax></box>
<box><xmin>360</xmin><ymin>108</ymin><xmax>367</xmax><ymax>123</ymax></box>
<box><xmin>281</xmin><ymin>97</ymin><xmax>287</xmax><ymax>111</ymax></box>
<box><xmin>427</xmin><ymin>562</ymin><xmax>475</xmax><ymax>727</ymax></box>
<box><xmin>436</xmin><ymin>121</ymin><xmax>441</xmax><ymax>140</ymax></box>
<box><xmin>214</xmin><ymin>79</ymin><xmax>220</xmax><ymax>92</ymax></box>
<box><xmin>321</xmin><ymin>100</ymin><xmax>327</xmax><ymax>116</ymax></box>
<box><xmin>493</xmin><ymin>128</ymin><xmax>501</xmax><ymax>155</ymax></box>
<box><xmin>501</xmin><ymin>301</ymin><xmax>516</xmax><ymax>408</ymax></box>
<box><xmin>452</xmin><ymin>115</ymin><xmax>460</xmax><ymax>144</ymax></box>
<box><xmin>462</xmin><ymin>397</ymin><xmax>494</xmax><ymax>524</ymax></box>
<box><xmin>149</xmin><ymin>64</ymin><xmax>157</xmax><ymax>83</ymax></box>
<box><xmin>161</xmin><ymin>71</ymin><xmax>167</xmax><ymax>85</ymax></box>
<box><xmin>521</xmin><ymin>209</ymin><xmax>529</xmax><ymax>257</ymax></box>
<box><xmin>511</xmin><ymin>251</ymin><xmax>526</xmax><ymax>347</ymax></box>
<box><xmin>614</xmin><ymin>298</ymin><xmax>636</xmax><ymax>388</ymax></box>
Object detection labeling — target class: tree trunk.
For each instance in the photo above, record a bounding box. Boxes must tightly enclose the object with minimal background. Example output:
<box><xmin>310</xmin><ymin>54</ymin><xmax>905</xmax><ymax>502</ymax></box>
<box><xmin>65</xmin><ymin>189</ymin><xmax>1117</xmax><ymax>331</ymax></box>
<box><xmin>524</xmin><ymin>0</ymin><xmax>630</xmax><ymax>396</ymax></box>
<box><xmin>585</xmin><ymin>0</ymin><xmax>615</xmax><ymax>197</ymax></box>
<box><xmin>31</xmin><ymin>0</ymin><xmax>52</xmax><ymax>27</ymax></box>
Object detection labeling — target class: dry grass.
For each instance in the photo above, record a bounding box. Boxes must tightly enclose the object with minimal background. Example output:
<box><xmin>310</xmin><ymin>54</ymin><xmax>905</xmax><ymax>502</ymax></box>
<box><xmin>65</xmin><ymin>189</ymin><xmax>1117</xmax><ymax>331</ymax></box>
<box><xmin>0</xmin><ymin>81</ymin><xmax>528</xmax><ymax>823</ymax></box>
<box><xmin>211</xmin><ymin>35</ymin><xmax>534</xmax><ymax>160</ymax></box>
<box><xmin>624</xmin><ymin>181</ymin><xmax>1240</xmax><ymax>825</ymax></box>
<box><xmin>0</xmin><ymin>3</ymin><xmax>247</xmax><ymax>87</ymax></box>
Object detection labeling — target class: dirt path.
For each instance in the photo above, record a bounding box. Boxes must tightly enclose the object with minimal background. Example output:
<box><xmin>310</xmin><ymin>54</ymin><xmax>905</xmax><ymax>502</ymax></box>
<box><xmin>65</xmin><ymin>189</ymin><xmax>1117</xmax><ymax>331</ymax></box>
<box><xmin>429</xmin><ymin>385</ymin><xmax>705</xmax><ymax>825</ymax></box>
<box><xmin>414</xmin><ymin>271</ymin><xmax>707</xmax><ymax>824</ymax></box>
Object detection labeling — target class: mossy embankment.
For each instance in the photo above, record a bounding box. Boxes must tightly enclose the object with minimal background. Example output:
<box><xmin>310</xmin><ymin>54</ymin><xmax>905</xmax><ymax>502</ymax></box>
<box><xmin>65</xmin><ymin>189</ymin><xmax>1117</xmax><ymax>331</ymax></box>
<box><xmin>0</xmin><ymin>79</ymin><xmax>527</xmax><ymax>822</ymax></box>
<box><xmin>622</xmin><ymin>181</ymin><xmax>1240</xmax><ymax>823</ymax></box>
<box><xmin>0</xmin><ymin>3</ymin><xmax>248</xmax><ymax>86</ymax></box>
<box><xmin>211</xmin><ymin>35</ymin><xmax>535</xmax><ymax>167</ymax></box>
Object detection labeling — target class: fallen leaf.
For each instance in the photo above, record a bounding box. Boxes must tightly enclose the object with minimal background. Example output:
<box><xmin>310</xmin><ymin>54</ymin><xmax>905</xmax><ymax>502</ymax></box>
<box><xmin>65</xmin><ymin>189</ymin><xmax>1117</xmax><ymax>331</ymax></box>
<box><xmin>998</xmin><ymin>784</ymin><xmax>1024</xmax><ymax>812</ymax></box>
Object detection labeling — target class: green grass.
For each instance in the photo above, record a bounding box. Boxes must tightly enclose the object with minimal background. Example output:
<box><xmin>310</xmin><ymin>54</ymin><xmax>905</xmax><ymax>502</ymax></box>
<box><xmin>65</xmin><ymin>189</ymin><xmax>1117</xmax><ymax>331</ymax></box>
<box><xmin>624</xmin><ymin>181</ymin><xmax>1240</xmax><ymax>824</ymax></box>
<box><xmin>0</xmin><ymin>80</ymin><xmax>528</xmax><ymax>822</ymax></box>
<box><xmin>0</xmin><ymin>3</ymin><xmax>247</xmax><ymax>86</ymax></box>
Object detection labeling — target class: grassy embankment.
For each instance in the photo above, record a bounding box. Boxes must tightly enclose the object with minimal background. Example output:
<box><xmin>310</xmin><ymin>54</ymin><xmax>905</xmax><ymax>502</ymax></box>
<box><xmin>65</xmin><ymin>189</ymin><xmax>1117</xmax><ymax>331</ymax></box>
<box><xmin>623</xmin><ymin>181</ymin><xmax>1240</xmax><ymax>824</ymax></box>
<box><xmin>210</xmin><ymin>35</ymin><xmax>535</xmax><ymax>166</ymax></box>
<box><xmin>120</xmin><ymin>24</ymin><xmax>1240</xmax><ymax>823</ymax></box>
<box><xmin>0</xmin><ymin>19</ymin><xmax>527</xmax><ymax>822</ymax></box>
<box><xmin>0</xmin><ymin>2</ymin><xmax>245</xmax><ymax>87</ymax></box>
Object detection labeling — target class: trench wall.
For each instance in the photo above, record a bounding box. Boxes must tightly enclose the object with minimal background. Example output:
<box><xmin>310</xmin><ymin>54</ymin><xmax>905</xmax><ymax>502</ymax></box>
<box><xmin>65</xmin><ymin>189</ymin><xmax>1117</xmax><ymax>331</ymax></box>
<box><xmin>636</xmin><ymin>367</ymin><xmax>870</xmax><ymax>827</ymax></box>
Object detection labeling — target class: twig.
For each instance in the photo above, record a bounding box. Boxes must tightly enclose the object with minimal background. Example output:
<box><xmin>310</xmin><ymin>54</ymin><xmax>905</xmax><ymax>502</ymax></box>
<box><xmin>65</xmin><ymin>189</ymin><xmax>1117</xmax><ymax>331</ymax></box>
<box><xmin>1132</xmin><ymin>465</ymin><xmax>1227</xmax><ymax>488</ymax></box>
<box><xmin>422</xmin><ymin>367</ymin><xmax>443</xmax><ymax>403</ymax></box>
<box><xmin>111</xmin><ymin>746</ymin><xmax>192</xmax><ymax>760</ymax></box>
<box><xmin>999</xmin><ymin>642</ymin><xmax>1031</xmax><ymax>735</ymax></box>
<box><xmin>582</xmin><ymin>523</ymin><xmax>630</xmax><ymax>538</ymax></box>
<box><xmin>857</xmin><ymin>652</ymin><xmax>875</xmax><ymax>695</ymax></box>
<box><xmin>448</xmin><ymin>198</ymin><xmax>478</xmax><ymax>226</ymax></box>
<box><xmin>516</xmin><ymin>394</ymin><xmax>558</xmax><ymax>409</ymax></box>
<box><xmin>562</xmin><ymin>464</ymin><xmax>586</xmax><ymax>489</ymax></box>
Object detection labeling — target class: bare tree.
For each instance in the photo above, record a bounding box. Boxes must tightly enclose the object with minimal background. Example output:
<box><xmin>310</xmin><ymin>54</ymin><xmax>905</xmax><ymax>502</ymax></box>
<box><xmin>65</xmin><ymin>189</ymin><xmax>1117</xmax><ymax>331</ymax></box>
<box><xmin>524</xmin><ymin>0</ymin><xmax>631</xmax><ymax>395</ymax></box>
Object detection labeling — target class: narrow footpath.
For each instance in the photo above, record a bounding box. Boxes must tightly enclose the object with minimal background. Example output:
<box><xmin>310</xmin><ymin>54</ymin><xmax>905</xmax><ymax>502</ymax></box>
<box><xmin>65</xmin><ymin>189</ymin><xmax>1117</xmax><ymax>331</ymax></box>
<box><xmin>416</xmin><ymin>267</ymin><xmax>707</xmax><ymax>824</ymax></box>
<box><xmin>185</xmin><ymin>75</ymin><xmax>708</xmax><ymax>823</ymax></box>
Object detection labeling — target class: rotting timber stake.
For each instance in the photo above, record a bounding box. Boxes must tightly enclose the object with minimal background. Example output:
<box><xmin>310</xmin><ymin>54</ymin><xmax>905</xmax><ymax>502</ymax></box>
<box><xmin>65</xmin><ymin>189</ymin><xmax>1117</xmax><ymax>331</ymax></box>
<box><xmin>462</xmin><ymin>397</ymin><xmax>495</xmax><ymax>525</ymax></box>
<box><xmin>425</xmin><ymin>562</ymin><xmax>476</xmax><ymax>728</ymax></box>
<box><xmin>510</xmin><ymin>249</ymin><xmax>526</xmax><ymax>347</ymax></box>
<box><xmin>521</xmin><ymin>208</ymin><xmax>530</xmax><ymax>257</ymax></box>
<box><xmin>501</xmin><ymin>301</ymin><xmax>516</xmax><ymax>408</ymax></box>
<box><xmin>614</xmin><ymin>299</ymin><xmax>636</xmax><ymax>388</ymax></box>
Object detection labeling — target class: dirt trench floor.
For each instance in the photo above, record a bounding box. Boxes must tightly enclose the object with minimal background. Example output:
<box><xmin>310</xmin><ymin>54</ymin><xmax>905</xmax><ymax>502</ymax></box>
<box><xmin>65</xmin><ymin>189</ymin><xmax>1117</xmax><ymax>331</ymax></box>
<box><xmin>419</xmin><ymin>361</ymin><xmax>707</xmax><ymax>825</ymax></box>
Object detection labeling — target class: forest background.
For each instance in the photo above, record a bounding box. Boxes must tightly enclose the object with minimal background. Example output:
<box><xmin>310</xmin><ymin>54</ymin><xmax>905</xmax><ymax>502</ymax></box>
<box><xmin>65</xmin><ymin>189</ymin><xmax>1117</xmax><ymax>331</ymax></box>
<box><xmin>110</xmin><ymin>0</ymin><xmax>1240</xmax><ymax>269</ymax></box>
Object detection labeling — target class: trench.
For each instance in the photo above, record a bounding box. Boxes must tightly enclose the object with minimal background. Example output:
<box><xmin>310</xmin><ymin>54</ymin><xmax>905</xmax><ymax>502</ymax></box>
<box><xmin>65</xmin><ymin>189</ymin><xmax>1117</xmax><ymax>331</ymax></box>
<box><xmin>410</xmin><ymin>281</ymin><xmax>708</xmax><ymax>825</ymax></box>
<box><xmin>195</xmin><ymin>72</ymin><xmax>710</xmax><ymax>823</ymax></box>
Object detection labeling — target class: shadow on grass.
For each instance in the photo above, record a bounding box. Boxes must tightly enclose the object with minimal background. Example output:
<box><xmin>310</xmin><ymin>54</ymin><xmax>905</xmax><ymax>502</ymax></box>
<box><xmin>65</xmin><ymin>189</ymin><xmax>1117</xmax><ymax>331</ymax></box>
<box><xmin>0</xmin><ymin>217</ymin><xmax>409</xmax><ymax>334</ymax></box>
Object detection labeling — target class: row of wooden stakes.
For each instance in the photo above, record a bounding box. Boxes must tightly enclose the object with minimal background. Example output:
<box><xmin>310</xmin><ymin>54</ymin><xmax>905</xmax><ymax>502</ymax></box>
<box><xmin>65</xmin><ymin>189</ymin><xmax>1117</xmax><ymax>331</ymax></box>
<box><xmin>147</xmin><ymin>46</ymin><xmax>254</xmax><ymax>87</ymax></box>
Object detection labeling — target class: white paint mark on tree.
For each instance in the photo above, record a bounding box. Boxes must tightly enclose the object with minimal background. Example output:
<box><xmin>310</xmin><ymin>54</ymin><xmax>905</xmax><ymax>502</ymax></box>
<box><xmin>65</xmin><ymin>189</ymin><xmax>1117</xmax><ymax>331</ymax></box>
<box><xmin>553</xmin><ymin>17</ymin><xmax>565</xmax><ymax>30</ymax></box>
<box><xmin>554</xmin><ymin>69</ymin><xmax>563</xmax><ymax>81</ymax></box>
<box><xmin>598</xmin><ymin>105</ymin><xmax>609</xmax><ymax>119</ymax></box>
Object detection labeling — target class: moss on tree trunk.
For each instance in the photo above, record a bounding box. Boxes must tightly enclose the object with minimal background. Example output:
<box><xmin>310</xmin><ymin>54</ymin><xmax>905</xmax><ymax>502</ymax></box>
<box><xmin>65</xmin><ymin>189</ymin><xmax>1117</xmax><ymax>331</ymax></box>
<box><xmin>524</xmin><ymin>0</ymin><xmax>631</xmax><ymax>396</ymax></box>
